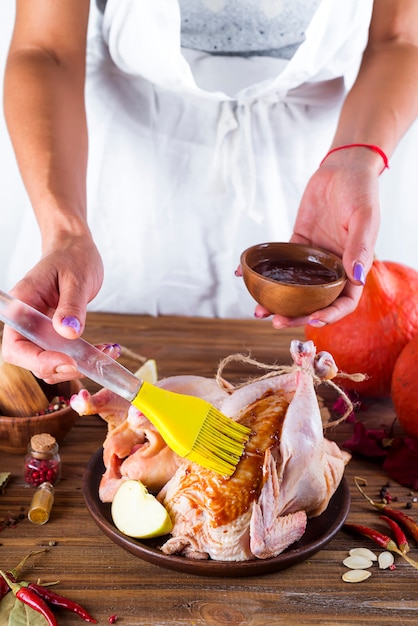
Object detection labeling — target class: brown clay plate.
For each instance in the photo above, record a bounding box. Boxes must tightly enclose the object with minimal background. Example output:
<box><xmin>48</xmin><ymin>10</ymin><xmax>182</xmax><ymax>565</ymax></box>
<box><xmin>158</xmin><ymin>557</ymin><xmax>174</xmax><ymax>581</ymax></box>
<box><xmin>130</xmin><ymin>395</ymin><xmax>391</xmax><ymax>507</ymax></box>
<box><xmin>83</xmin><ymin>448</ymin><xmax>350</xmax><ymax>577</ymax></box>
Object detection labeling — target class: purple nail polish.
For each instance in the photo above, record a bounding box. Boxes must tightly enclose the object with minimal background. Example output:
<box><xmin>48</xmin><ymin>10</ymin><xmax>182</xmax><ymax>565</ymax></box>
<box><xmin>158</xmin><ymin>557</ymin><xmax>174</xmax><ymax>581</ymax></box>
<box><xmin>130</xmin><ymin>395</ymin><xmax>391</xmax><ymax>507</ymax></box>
<box><xmin>353</xmin><ymin>262</ymin><xmax>366</xmax><ymax>285</ymax></box>
<box><xmin>308</xmin><ymin>319</ymin><xmax>326</xmax><ymax>328</ymax></box>
<box><xmin>105</xmin><ymin>343</ymin><xmax>122</xmax><ymax>358</ymax></box>
<box><xmin>61</xmin><ymin>316</ymin><xmax>81</xmax><ymax>334</ymax></box>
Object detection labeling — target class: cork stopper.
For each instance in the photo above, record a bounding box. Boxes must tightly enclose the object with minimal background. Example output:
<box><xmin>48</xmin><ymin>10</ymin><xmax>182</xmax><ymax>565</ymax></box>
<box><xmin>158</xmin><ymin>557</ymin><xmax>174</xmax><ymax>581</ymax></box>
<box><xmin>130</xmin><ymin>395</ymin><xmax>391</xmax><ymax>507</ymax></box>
<box><xmin>30</xmin><ymin>433</ymin><xmax>57</xmax><ymax>454</ymax></box>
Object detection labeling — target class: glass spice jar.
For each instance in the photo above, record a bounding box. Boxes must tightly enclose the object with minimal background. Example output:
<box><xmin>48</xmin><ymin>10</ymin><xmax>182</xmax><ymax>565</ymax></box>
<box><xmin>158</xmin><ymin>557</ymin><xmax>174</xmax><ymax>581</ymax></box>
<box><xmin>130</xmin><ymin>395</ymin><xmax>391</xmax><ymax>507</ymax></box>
<box><xmin>28</xmin><ymin>481</ymin><xmax>55</xmax><ymax>525</ymax></box>
<box><xmin>24</xmin><ymin>433</ymin><xmax>61</xmax><ymax>487</ymax></box>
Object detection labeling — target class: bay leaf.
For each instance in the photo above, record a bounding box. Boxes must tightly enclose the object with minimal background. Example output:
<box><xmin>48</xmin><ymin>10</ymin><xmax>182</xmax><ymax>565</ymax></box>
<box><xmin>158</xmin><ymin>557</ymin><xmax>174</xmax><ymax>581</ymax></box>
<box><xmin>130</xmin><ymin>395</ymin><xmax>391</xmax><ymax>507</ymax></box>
<box><xmin>0</xmin><ymin>591</ymin><xmax>15</xmax><ymax>621</ymax></box>
<box><xmin>6</xmin><ymin>594</ymin><xmax>48</xmax><ymax>626</ymax></box>
<box><xmin>0</xmin><ymin>472</ymin><xmax>10</xmax><ymax>493</ymax></box>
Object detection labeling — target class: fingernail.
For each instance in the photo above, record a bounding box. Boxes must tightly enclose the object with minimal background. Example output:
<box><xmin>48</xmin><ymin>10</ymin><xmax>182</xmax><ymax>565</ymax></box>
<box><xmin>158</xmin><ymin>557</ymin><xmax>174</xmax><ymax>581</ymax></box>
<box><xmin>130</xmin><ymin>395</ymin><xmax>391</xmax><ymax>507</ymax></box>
<box><xmin>353</xmin><ymin>261</ymin><xmax>366</xmax><ymax>285</ymax></box>
<box><xmin>254</xmin><ymin>310</ymin><xmax>270</xmax><ymax>319</ymax></box>
<box><xmin>55</xmin><ymin>364</ymin><xmax>78</xmax><ymax>374</ymax></box>
<box><xmin>61</xmin><ymin>316</ymin><xmax>81</xmax><ymax>334</ymax></box>
<box><xmin>308</xmin><ymin>319</ymin><xmax>327</xmax><ymax>328</ymax></box>
<box><xmin>235</xmin><ymin>266</ymin><xmax>242</xmax><ymax>277</ymax></box>
<box><xmin>272</xmin><ymin>320</ymin><xmax>288</xmax><ymax>329</ymax></box>
<box><xmin>98</xmin><ymin>343</ymin><xmax>122</xmax><ymax>358</ymax></box>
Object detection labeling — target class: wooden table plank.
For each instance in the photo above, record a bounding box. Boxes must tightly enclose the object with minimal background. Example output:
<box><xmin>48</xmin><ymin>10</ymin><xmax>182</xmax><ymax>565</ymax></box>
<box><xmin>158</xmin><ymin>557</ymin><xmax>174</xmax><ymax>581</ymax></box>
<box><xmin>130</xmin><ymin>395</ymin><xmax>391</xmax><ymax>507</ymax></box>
<box><xmin>1</xmin><ymin>314</ymin><xmax>417</xmax><ymax>625</ymax></box>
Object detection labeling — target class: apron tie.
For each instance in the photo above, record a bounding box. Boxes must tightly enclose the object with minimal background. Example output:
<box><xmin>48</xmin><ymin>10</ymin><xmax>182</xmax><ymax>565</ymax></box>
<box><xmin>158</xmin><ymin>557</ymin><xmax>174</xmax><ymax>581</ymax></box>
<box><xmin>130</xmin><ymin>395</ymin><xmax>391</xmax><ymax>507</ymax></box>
<box><xmin>208</xmin><ymin>99</ymin><xmax>263</xmax><ymax>223</ymax></box>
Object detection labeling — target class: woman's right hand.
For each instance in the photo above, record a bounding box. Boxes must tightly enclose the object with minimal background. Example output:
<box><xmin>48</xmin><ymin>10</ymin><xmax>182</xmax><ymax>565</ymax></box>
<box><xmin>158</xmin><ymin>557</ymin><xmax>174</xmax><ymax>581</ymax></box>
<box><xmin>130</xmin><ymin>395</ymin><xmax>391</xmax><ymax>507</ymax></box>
<box><xmin>1</xmin><ymin>232</ymin><xmax>104</xmax><ymax>384</ymax></box>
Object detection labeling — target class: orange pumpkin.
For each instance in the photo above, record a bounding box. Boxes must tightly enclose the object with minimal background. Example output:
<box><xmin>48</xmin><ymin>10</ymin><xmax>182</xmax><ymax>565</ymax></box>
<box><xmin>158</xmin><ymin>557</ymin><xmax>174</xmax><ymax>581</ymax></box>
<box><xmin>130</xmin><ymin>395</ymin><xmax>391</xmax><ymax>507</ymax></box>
<box><xmin>391</xmin><ymin>334</ymin><xmax>418</xmax><ymax>438</ymax></box>
<box><xmin>305</xmin><ymin>259</ymin><xmax>418</xmax><ymax>397</ymax></box>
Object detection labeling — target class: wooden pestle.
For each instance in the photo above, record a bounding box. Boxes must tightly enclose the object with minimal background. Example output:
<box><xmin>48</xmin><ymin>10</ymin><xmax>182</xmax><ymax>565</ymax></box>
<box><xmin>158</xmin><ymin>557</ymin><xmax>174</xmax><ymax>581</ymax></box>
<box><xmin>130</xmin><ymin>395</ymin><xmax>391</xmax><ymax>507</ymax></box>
<box><xmin>0</xmin><ymin>351</ymin><xmax>49</xmax><ymax>416</ymax></box>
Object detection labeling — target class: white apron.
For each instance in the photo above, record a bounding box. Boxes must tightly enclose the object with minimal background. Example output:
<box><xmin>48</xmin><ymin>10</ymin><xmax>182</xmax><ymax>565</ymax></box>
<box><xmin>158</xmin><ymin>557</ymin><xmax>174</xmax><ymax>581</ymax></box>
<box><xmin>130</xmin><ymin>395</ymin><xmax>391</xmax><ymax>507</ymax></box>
<box><xmin>4</xmin><ymin>0</ymin><xmax>415</xmax><ymax>318</ymax></box>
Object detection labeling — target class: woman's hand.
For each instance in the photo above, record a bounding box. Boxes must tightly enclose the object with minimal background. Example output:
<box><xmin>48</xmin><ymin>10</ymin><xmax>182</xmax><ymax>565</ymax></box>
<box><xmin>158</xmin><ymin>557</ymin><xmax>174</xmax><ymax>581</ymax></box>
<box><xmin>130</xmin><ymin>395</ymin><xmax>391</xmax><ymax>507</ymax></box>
<box><xmin>1</xmin><ymin>232</ymin><xmax>104</xmax><ymax>384</ymax></box>
<box><xmin>251</xmin><ymin>147</ymin><xmax>382</xmax><ymax>328</ymax></box>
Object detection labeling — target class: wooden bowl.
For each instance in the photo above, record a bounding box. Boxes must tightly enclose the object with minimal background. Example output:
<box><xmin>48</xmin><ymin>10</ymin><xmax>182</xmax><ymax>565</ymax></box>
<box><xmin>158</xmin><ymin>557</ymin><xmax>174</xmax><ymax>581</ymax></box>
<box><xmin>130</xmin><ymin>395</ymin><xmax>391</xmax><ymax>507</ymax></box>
<box><xmin>240</xmin><ymin>242</ymin><xmax>347</xmax><ymax>318</ymax></box>
<box><xmin>0</xmin><ymin>379</ymin><xmax>84</xmax><ymax>454</ymax></box>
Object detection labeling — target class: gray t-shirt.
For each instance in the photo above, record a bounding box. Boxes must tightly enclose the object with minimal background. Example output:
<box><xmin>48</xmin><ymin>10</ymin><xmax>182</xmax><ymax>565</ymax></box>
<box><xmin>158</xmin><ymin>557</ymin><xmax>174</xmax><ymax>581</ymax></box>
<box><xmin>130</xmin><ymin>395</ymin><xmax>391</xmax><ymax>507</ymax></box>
<box><xmin>179</xmin><ymin>0</ymin><xmax>321</xmax><ymax>59</ymax></box>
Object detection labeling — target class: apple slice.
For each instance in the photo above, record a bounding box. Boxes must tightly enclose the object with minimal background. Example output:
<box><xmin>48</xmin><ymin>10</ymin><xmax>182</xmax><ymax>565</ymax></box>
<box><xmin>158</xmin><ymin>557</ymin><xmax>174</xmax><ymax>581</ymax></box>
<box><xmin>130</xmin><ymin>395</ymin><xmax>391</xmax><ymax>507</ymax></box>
<box><xmin>111</xmin><ymin>479</ymin><xmax>172</xmax><ymax>539</ymax></box>
<box><xmin>134</xmin><ymin>359</ymin><xmax>158</xmax><ymax>384</ymax></box>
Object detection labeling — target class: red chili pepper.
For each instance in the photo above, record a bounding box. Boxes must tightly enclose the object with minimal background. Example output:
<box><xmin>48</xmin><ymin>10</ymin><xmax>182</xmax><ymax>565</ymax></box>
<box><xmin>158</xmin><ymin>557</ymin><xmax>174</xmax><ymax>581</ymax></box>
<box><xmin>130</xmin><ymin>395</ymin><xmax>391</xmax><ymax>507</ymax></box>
<box><xmin>27</xmin><ymin>582</ymin><xmax>97</xmax><ymax>623</ymax></box>
<box><xmin>380</xmin><ymin>515</ymin><xmax>410</xmax><ymax>554</ymax></box>
<box><xmin>0</xmin><ymin>577</ymin><xmax>9</xmax><ymax>601</ymax></box>
<box><xmin>343</xmin><ymin>523</ymin><xmax>398</xmax><ymax>551</ymax></box>
<box><xmin>377</xmin><ymin>506</ymin><xmax>418</xmax><ymax>544</ymax></box>
<box><xmin>354</xmin><ymin>476</ymin><xmax>418</xmax><ymax>544</ymax></box>
<box><xmin>0</xmin><ymin>570</ymin><xmax>57</xmax><ymax>626</ymax></box>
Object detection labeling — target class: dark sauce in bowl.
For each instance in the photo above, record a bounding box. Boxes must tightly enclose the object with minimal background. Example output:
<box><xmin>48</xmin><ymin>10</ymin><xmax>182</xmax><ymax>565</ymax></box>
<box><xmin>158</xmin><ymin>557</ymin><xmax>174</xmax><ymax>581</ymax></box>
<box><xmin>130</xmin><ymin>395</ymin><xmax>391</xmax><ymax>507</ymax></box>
<box><xmin>253</xmin><ymin>260</ymin><xmax>339</xmax><ymax>286</ymax></box>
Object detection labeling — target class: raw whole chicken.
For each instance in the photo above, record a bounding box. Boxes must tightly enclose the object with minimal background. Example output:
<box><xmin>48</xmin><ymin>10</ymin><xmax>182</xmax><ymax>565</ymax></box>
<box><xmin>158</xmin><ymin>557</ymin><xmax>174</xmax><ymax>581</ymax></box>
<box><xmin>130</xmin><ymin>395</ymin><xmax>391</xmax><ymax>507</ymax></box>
<box><xmin>71</xmin><ymin>340</ymin><xmax>350</xmax><ymax>561</ymax></box>
<box><xmin>71</xmin><ymin>376</ymin><xmax>230</xmax><ymax>499</ymax></box>
<box><xmin>158</xmin><ymin>340</ymin><xmax>350</xmax><ymax>561</ymax></box>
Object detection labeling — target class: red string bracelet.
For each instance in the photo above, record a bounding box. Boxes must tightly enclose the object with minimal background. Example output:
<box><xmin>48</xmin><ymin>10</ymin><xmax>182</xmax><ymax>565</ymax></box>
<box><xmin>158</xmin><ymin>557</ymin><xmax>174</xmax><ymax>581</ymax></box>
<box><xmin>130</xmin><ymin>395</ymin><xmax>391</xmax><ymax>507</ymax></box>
<box><xmin>320</xmin><ymin>143</ymin><xmax>389</xmax><ymax>173</ymax></box>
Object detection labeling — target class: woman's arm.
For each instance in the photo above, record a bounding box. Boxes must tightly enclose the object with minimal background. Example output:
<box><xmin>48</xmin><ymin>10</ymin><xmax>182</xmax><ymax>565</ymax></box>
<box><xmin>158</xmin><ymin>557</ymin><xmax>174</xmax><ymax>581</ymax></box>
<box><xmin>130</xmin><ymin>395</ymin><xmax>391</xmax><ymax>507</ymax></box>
<box><xmin>331</xmin><ymin>0</ymin><xmax>418</xmax><ymax>156</ymax></box>
<box><xmin>5</xmin><ymin>0</ymin><xmax>90</xmax><ymax>244</ymax></box>
<box><xmin>269</xmin><ymin>0</ymin><xmax>418</xmax><ymax>329</ymax></box>
<box><xmin>2</xmin><ymin>0</ymin><xmax>103</xmax><ymax>381</ymax></box>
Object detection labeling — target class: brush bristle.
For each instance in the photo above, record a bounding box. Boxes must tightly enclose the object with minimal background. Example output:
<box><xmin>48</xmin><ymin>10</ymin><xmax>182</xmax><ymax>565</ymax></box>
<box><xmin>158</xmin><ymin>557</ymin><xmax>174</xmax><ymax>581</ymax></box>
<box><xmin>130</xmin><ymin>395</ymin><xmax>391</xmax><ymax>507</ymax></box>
<box><xmin>188</xmin><ymin>408</ymin><xmax>251</xmax><ymax>476</ymax></box>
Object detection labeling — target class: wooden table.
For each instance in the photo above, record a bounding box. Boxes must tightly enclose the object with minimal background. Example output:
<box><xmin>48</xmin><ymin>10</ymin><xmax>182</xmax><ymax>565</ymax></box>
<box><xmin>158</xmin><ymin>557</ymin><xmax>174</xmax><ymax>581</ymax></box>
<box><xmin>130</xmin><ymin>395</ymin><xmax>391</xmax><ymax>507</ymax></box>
<box><xmin>1</xmin><ymin>314</ymin><xmax>417</xmax><ymax>625</ymax></box>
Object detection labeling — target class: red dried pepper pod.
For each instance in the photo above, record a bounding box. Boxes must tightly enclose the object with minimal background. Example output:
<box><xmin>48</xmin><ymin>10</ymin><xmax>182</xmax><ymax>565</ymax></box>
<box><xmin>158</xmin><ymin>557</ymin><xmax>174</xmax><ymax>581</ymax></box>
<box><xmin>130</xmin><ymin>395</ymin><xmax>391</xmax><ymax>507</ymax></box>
<box><xmin>354</xmin><ymin>476</ymin><xmax>418</xmax><ymax>544</ymax></box>
<box><xmin>28</xmin><ymin>582</ymin><xmax>97</xmax><ymax>623</ymax></box>
<box><xmin>0</xmin><ymin>570</ymin><xmax>58</xmax><ymax>626</ymax></box>
<box><xmin>343</xmin><ymin>523</ymin><xmax>398</xmax><ymax>551</ymax></box>
<box><xmin>380</xmin><ymin>515</ymin><xmax>410</xmax><ymax>554</ymax></box>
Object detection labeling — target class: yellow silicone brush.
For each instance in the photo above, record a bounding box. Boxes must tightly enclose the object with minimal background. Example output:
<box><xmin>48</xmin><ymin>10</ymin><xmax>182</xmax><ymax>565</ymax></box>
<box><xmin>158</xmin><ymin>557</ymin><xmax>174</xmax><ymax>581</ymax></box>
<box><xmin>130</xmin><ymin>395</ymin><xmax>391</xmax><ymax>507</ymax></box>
<box><xmin>0</xmin><ymin>291</ymin><xmax>250</xmax><ymax>476</ymax></box>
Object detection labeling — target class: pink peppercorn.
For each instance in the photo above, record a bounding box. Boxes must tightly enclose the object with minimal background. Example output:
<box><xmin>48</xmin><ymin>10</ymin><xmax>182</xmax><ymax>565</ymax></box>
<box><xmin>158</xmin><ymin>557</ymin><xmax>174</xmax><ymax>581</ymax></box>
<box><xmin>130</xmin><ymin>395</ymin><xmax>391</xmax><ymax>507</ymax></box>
<box><xmin>24</xmin><ymin>433</ymin><xmax>61</xmax><ymax>487</ymax></box>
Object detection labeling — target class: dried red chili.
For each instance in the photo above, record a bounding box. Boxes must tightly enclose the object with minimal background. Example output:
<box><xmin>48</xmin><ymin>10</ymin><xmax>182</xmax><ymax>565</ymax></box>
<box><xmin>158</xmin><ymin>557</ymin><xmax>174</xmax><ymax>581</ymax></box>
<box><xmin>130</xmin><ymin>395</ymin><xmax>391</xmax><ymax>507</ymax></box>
<box><xmin>378</xmin><ymin>506</ymin><xmax>418</xmax><ymax>544</ymax></box>
<box><xmin>380</xmin><ymin>515</ymin><xmax>410</xmax><ymax>554</ymax></box>
<box><xmin>343</xmin><ymin>523</ymin><xmax>397</xmax><ymax>551</ymax></box>
<box><xmin>0</xmin><ymin>571</ymin><xmax>57</xmax><ymax>626</ymax></box>
<box><xmin>0</xmin><ymin>550</ymin><xmax>97</xmax><ymax>623</ymax></box>
<box><xmin>27</xmin><ymin>582</ymin><xmax>97</xmax><ymax>623</ymax></box>
<box><xmin>0</xmin><ymin>575</ymin><xmax>9</xmax><ymax>601</ymax></box>
<box><xmin>354</xmin><ymin>476</ymin><xmax>418</xmax><ymax>544</ymax></box>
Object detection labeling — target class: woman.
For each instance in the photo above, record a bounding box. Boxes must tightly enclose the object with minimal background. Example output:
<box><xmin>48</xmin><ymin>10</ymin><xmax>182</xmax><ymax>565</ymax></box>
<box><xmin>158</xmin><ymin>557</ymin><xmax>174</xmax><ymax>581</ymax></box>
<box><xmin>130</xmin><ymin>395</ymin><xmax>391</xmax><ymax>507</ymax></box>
<box><xmin>2</xmin><ymin>0</ymin><xmax>418</xmax><ymax>382</ymax></box>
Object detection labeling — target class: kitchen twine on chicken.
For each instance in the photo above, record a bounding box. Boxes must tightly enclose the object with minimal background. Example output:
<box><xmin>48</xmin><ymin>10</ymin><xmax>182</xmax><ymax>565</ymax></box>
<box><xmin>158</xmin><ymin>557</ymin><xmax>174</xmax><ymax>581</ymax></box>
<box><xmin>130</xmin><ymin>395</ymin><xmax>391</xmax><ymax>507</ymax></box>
<box><xmin>215</xmin><ymin>353</ymin><xmax>366</xmax><ymax>428</ymax></box>
<box><xmin>118</xmin><ymin>345</ymin><xmax>149</xmax><ymax>365</ymax></box>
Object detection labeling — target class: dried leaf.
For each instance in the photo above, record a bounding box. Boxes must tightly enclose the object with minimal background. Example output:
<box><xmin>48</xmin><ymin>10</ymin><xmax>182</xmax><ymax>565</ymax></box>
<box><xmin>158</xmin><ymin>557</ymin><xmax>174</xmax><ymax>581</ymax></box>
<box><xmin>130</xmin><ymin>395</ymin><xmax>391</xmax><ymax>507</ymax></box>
<box><xmin>342</xmin><ymin>569</ymin><xmax>372</xmax><ymax>583</ymax></box>
<box><xmin>0</xmin><ymin>591</ymin><xmax>15</xmax><ymax>621</ymax></box>
<box><xmin>383</xmin><ymin>436</ymin><xmax>418</xmax><ymax>491</ymax></box>
<box><xmin>332</xmin><ymin>390</ymin><xmax>365</xmax><ymax>423</ymax></box>
<box><xmin>0</xmin><ymin>592</ymin><xmax>48</xmax><ymax>626</ymax></box>
<box><xmin>342</xmin><ymin>421</ymin><xmax>388</xmax><ymax>458</ymax></box>
<box><xmin>0</xmin><ymin>472</ymin><xmax>10</xmax><ymax>493</ymax></box>
<box><xmin>342</xmin><ymin>416</ymin><xmax>418</xmax><ymax>490</ymax></box>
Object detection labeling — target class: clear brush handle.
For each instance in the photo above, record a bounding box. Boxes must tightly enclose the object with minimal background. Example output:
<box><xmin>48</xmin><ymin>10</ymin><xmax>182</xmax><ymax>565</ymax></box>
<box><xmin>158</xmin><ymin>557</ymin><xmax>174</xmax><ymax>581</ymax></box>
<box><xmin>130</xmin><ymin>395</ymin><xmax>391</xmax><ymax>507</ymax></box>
<box><xmin>0</xmin><ymin>290</ymin><xmax>141</xmax><ymax>401</ymax></box>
